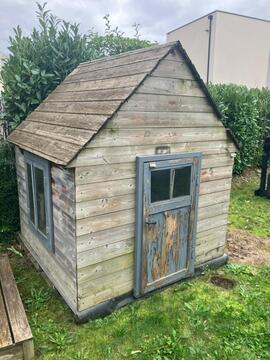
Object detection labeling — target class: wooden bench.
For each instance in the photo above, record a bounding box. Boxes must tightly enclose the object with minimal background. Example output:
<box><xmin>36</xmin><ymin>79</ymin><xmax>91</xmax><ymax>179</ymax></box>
<box><xmin>0</xmin><ymin>254</ymin><xmax>34</xmax><ymax>360</ymax></box>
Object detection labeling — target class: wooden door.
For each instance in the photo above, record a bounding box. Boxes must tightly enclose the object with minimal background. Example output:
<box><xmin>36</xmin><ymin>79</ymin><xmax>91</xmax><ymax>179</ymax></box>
<box><xmin>134</xmin><ymin>153</ymin><xmax>201</xmax><ymax>297</ymax></box>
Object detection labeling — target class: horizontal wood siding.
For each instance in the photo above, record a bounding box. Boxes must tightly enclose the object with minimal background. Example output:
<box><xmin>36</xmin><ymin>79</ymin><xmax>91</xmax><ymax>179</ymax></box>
<box><xmin>15</xmin><ymin>148</ymin><xmax>77</xmax><ymax>312</ymax></box>
<box><xmin>75</xmin><ymin>50</ymin><xmax>234</xmax><ymax>311</ymax></box>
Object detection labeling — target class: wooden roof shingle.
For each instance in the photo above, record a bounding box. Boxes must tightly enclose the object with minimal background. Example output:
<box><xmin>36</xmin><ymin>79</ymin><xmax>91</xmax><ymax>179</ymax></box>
<box><xmin>8</xmin><ymin>41</ymin><xmax>238</xmax><ymax>165</ymax></box>
<box><xmin>8</xmin><ymin>42</ymin><xmax>176</xmax><ymax>165</ymax></box>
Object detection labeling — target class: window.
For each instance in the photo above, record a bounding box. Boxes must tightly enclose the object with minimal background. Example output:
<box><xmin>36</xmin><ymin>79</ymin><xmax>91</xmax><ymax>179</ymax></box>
<box><xmin>151</xmin><ymin>166</ymin><xmax>191</xmax><ymax>203</ymax></box>
<box><xmin>25</xmin><ymin>152</ymin><xmax>54</xmax><ymax>251</ymax></box>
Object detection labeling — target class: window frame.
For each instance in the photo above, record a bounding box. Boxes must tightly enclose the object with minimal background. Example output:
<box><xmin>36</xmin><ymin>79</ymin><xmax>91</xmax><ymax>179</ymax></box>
<box><xmin>25</xmin><ymin>152</ymin><xmax>54</xmax><ymax>251</ymax></box>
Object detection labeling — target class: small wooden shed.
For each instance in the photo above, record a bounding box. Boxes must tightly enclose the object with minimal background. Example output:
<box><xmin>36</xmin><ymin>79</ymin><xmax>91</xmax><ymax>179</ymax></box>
<box><xmin>8</xmin><ymin>41</ymin><xmax>238</xmax><ymax>320</ymax></box>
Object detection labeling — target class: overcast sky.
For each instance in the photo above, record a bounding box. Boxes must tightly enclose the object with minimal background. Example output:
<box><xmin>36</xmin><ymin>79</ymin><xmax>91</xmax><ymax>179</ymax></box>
<box><xmin>1</xmin><ymin>0</ymin><xmax>270</xmax><ymax>54</ymax></box>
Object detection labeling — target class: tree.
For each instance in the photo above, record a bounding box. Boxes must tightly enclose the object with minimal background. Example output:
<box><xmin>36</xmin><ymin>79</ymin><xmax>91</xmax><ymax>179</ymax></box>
<box><xmin>0</xmin><ymin>2</ymin><xmax>153</xmax><ymax>129</ymax></box>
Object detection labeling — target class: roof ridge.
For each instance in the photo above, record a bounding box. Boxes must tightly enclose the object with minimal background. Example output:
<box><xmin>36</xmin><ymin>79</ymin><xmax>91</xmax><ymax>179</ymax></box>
<box><xmin>79</xmin><ymin>41</ymin><xmax>177</xmax><ymax>67</ymax></box>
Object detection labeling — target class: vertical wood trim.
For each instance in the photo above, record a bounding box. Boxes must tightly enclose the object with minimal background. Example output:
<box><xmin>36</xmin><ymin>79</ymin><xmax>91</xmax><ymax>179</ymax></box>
<box><xmin>22</xmin><ymin>339</ymin><xmax>35</xmax><ymax>360</ymax></box>
<box><xmin>134</xmin><ymin>156</ymin><xmax>144</xmax><ymax>298</ymax></box>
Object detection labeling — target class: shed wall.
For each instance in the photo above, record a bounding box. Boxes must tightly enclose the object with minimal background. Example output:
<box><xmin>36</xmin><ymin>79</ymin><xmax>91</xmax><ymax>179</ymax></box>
<box><xmin>15</xmin><ymin>147</ymin><xmax>77</xmax><ymax>312</ymax></box>
<box><xmin>72</xmin><ymin>50</ymin><xmax>235</xmax><ymax>311</ymax></box>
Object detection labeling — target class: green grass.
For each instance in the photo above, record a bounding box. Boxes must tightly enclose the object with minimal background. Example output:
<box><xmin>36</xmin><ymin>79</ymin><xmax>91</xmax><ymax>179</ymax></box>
<box><xmin>229</xmin><ymin>173</ymin><xmax>270</xmax><ymax>237</ymax></box>
<box><xmin>1</xmin><ymin>175</ymin><xmax>270</xmax><ymax>359</ymax></box>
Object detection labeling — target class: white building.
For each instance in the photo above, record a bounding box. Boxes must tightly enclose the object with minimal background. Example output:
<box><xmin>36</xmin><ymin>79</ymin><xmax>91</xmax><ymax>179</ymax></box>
<box><xmin>167</xmin><ymin>10</ymin><xmax>270</xmax><ymax>88</ymax></box>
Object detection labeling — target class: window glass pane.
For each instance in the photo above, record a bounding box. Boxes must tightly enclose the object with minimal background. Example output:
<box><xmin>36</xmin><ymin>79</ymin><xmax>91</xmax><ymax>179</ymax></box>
<box><xmin>34</xmin><ymin>167</ymin><xmax>47</xmax><ymax>235</ymax></box>
<box><xmin>173</xmin><ymin>166</ymin><xmax>191</xmax><ymax>198</ymax></box>
<box><xmin>27</xmin><ymin>164</ymin><xmax>35</xmax><ymax>223</ymax></box>
<box><xmin>151</xmin><ymin>169</ymin><xmax>170</xmax><ymax>203</ymax></box>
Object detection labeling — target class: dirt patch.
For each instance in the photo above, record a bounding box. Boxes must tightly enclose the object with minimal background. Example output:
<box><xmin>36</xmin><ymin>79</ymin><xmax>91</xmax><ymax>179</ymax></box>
<box><xmin>227</xmin><ymin>229</ymin><xmax>270</xmax><ymax>266</ymax></box>
<box><xmin>211</xmin><ymin>275</ymin><xmax>236</xmax><ymax>289</ymax></box>
<box><xmin>232</xmin><ymin>169</ymin><xmax>260</xmax><ymax>186</ymax></box>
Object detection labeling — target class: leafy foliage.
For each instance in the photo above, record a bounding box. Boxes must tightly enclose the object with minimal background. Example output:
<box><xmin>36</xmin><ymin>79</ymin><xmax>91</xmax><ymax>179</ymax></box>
<box><xmin>209</xmin><ymin>84</ymin><xmax>270</xmax><ymax>174</ymax></box>
<box><xmin>0</xmin><ymin>140</ymin><xmax>19</xmax><ymax>241</ymax></box>
<box><xmin>0</xmin><ymin>3</ymin><xmax>152</xmax><ymax>129</ymax></box>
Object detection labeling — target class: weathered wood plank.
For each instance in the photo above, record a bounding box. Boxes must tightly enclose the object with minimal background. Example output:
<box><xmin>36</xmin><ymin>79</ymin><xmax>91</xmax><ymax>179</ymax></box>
<box><xmin>200</xmin><ymin>178</ymin><xmax>232</xmax><ymax>195</ymax></box>
<box><xmin>65</xmin><ymin>59</ymin><xmax>158</xmax><ymax>82</ymax></box>
<box><xmin>76</xmin><ymin>190</ymin><xmax>229</xmax><ymax>221</ymax></box>
<box><xmin>74</xmin><ymin>44</ymin><xmax>172</xmax><ymax>73</ymax></box>
<box><xmin>76</xmin><ymin>178</ymin><xmax>135</xmax><ymax>202</ymax></box>
<box><xmin>201</xmin><ymin>166</ymin><xmax>233</xmax><ymax>182</ymax></box>
<box><xmin>77</xmin><ymin>224</ymin><xmax>134</xmax><ymax>253</ymax></box>
<box><xmin>77</xmin><ymin>209</ymin><xmax>135</xmax><ymax>236</ymax></box>
<box><xmin>106</xmin><ymin>111</ymin><xmax>222</xmax><ymax>129</ymax></box>
<box><xmin>19</xmin><ymin>121</ymin><xmax>93</xmax><ymax>146</ymax></box>
<box><xmin>87</xmin><ymin>128</ymin><xmax>227</xmax><ymax>148</ymax></box>
<box><xmin>78</xmin><ymin>278</ymin><xmax>132</xmax><ymax>311</ymax></box>
<box><xmin>198</xmin><ymin>190</ymin><xmax>231</xmax><ymax>208</ymax></box>
<box><xmin>9</xmin><ymin>130</ymin><xmax>80</xmax><ymax>165</ymax></box>
<box><xmin>76</xmin><ymin>162</ymin><xmax>135</xmax><ymax>185</ymax></box>
<box><xmin>23</xmin><ymin>339</ymin><xmax>35</xmax><ymax>360</ymax></box>
<box><xmin>197</xmin><ymin>214</ymin><xmax>228</xmax><ymax>233</ymax></box>
<box><xmin>76</xmin><ymin>177</ymin><xmax>231</xmax><ymax>204</ymax></box>
<box><xmin>196</xmin><ymin>225</ymin><xmax>227</xmax><ymax>245</ymax></box>
<box><xmin>70</xmin><ymin>141</ymin><xmax>234</xmax><ymax>167</ymax></box>
<box><xmin>75</xmin><ymin>158</ymin><xmax>231</xmax><ymax>187</ymax></box>
<box><xmin>20</xmin><ymin>221</ymin><xmax>77</xmax><ymax>311</ymax></box>
<box><xmin>196</xmin><ymin>246</ymin><xmax>225</xmax><ymax>265</ymax></box>
<box><xmin>0</xmin><ymin>255</ymin><xmax>32</xmax><ymax>344</ymax></box>
<box><xmin>37</xmin><ymin>99</ymin><xmax>122</xmax><ymax>115</ymax></box>
<box><xmin>48</xmin><ymin>87</ymin><xmax>133</xmax><ymax>102</ymax></box>
<box><xmin>77</xmin><ymin>237</ymin><xmax>134</xmax><ymax>269</ymax></box>
<box><xmin>27</xmin><ymin>111</ymin><xmax>107</xmax><ymax>131</ymax></box>
<box><xmin>0</xmin><ymin>285</ymin><xmax>13</xmax><ymax>348</ymax></box>
<box><xmin>0</xmin><ymin>344</ymin><xmax>24</xmax><ymax>360</ymax></box>
<box><xmin>76</xmin><ymin>194</ymin><xmax>134</xmax><ymax>219</ymax></box>
<box><xmin>121</xmin><ymin>93</ymin><xmax>212</xmax><ymax>113</ymax></box>
<box><xmin>198</xmin><ymin>202</ymin><xmax>229</xmax><ymax>221</ymax></box>
<box><xmin>78</xmin><ymin>267</ymin><xmax>133</xmax><ymax>298</ymax></box>
<box><xmin>78</xmin><ymin>253</ymin><xmax>133</xmax><ymax>283</ymax></box>
<box><xmin>56</xmin><ymin>73</ymin><xmax>146</xmax><ymax>92</ymax></box>
<box><xmin>151</xmin><ymin>58</ymin><xmax>194</xmax><ymax>80</ymax></box>
<box><xmin>137</xmin><ymin>76</ymin><xmax>204</xmax><ymax>97</ymax></box>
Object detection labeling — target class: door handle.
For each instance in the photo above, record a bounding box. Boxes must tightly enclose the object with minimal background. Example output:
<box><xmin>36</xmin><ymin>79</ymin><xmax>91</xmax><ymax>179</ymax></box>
<box><xmin>145</xmin><ymin>218</ymin><xmax>157</xmax><ymax>225</ymax></box>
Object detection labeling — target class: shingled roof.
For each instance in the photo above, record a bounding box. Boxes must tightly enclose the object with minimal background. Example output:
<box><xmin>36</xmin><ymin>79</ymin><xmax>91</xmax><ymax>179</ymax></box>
<box><xmin>8</xmin><ymin>41</ymin><xmax>233</xmax><ymax>165</ymax></box>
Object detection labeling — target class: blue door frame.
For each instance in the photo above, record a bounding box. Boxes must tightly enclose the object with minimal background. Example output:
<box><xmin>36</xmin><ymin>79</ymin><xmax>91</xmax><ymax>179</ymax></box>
<box><xmin>134</xmin><ymin>152</ymin><xmax>201</xmax><ymax>297</ymax></box>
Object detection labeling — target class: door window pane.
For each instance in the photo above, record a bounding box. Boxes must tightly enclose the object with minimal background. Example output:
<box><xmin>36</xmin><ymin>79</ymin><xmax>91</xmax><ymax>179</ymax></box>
<box><xmin>173</xmin><ymin>166</ymin><xmax>191</xmax><ymax>198</ymax></box>
<box><xmin>151</xmin><ymin>169</ymin><xmax>170</xmax><ymax>203</ymax></box>
<box><xmin>27</xmin><ymin>164</ymin><xmax>35</xmax><ymax>223</ymax></box>
<box><xmin>34</xmin><ymin>167</ymin><xmax>47</xmax><ymax>235</ymax></box>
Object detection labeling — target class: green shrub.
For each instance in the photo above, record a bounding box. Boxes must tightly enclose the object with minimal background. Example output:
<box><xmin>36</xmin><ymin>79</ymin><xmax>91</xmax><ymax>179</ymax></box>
<box><xmin>209</xmin><ymin>84</ymin><xmax>270</xmax><ymax>174</ymax></box>
<box><xmin>0</xmin><ymin>3</ymin><xmax>152</xmax><ymax>129</ymax></box>
<box><xmin>0</xmin><ymin>140</ymin><xmax>19</xmax><ymax>242</ymax></box>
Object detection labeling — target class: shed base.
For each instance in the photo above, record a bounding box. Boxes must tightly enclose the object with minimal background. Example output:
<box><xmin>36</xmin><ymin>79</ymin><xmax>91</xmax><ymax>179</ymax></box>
<box><xmin>75</xmin><ymin>253</ymin><xmax>228</xmax><ymax>323</ymax></box>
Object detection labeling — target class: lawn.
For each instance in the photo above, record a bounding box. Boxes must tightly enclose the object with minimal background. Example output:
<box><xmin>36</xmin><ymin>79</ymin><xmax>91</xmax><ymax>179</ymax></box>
<box><xmin>1</xmin><ymin>174</ymin><xmax>270</xmax><ymax>360</ymax></box>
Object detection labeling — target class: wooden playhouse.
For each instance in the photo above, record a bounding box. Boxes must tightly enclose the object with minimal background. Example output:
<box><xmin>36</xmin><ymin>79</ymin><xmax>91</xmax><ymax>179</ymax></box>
<box><xmin>8</xmin><ymin>41</ymin><xmax>238</xmax><ymax>320</ymax></box>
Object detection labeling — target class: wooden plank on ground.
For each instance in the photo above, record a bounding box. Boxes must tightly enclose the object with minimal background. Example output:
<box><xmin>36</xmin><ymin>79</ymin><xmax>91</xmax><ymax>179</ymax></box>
<box><xmin>0</xmin><ymin>284</ymin><xmax>13</xmax><ymax>348</ymax></box>
<box><xmin>0</xmin><ymin>255</ymin><xmax>32</xmax><ymax>344</ymax></box>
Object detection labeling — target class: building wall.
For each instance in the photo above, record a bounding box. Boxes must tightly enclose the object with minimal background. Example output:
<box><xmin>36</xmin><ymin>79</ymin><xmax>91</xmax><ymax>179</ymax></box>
<box><xmin>15</xmin><ymin>147</ymin><xmax>77</xmax><ymax>312</ymax></box>
<box><xmin>167</xmin><ymin>11</ymin><xmax>270</xmax><ymax>88</ymax></box>
<box><xmin>71</xmin><ymin>50</ymin><xmax>236</xmax><ymax>312</ymax></box>
<box><xmin>167</xmin><ymin>14</ymin><xmax>216</xmax><ymax>83</ymax></box>
<box><xmin>213</xmin><ymin>12</ymin><xmax>270</xmax><ymax>87</ymax></box>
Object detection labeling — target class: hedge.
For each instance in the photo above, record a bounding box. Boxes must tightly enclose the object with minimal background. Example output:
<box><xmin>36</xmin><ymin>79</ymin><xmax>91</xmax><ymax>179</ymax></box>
<box><xmin>209</xmin><ymin>84</ymin><xmax>270</xmax><ymax>174</ymax></box>
<box><xmin>0</xmin><ymin>140</ymin><xmax>19</xmax><ymax>242</ymax></box>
